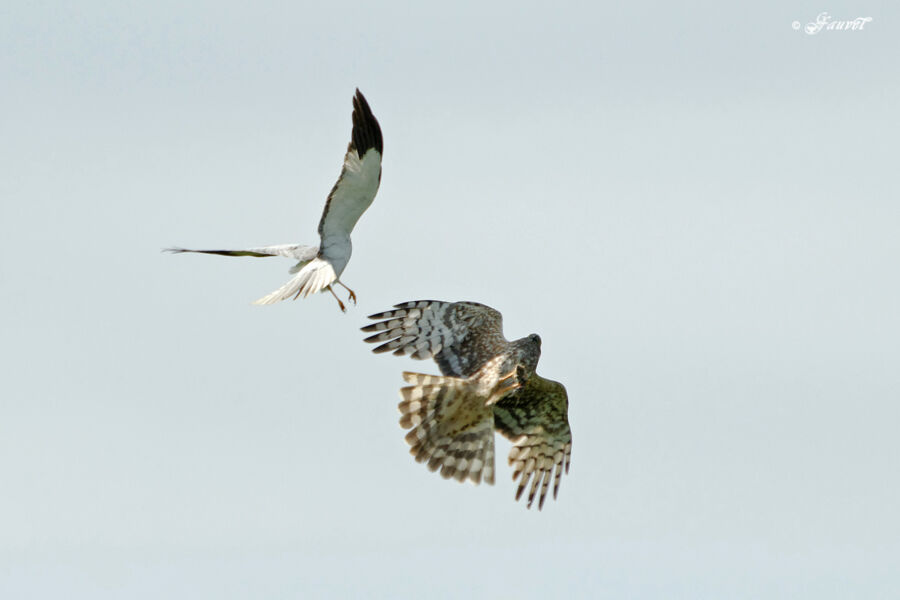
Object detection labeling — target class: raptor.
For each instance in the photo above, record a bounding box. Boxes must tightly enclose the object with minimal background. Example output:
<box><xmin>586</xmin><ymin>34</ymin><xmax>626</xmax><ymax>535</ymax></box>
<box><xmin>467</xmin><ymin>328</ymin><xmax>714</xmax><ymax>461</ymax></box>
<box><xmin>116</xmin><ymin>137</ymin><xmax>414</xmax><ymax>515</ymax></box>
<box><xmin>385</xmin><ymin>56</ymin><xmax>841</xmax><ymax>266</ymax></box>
<box><xmin>363</xmin><ymin>300</ymin><xmax>572</xmax><ymax>509</ymax></box>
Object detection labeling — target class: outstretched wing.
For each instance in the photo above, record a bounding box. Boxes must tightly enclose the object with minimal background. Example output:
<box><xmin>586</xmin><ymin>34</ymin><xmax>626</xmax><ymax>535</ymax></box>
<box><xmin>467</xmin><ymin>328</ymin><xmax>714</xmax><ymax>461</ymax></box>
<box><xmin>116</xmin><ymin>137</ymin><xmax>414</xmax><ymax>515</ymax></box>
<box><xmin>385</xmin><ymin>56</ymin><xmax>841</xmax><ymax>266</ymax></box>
<box><xmin>398</xmin><ymin>371</ymin><xmax>499</xmax><ymax>485</ymax></box>
<box><xmin>362</xmin><ymin>300</ymin><xmax>508</xmax><ymax>377</ymax></box>
<box><xmin>492</xmin><ymin>374</ymin><xmax>572</xmax><ymax>510</ymax></box>
<box><xmin>397</xmin><ymin>358</ymin><xmax>521</xmax><ymax>486</ymax></box>
<box><xmin>164</xmin><ymin>244</ymin><xmax>318</xmax><ymax>262</ymax></box>
<box><xmin>317</xmin><ymin>89</ymin><xmax>383</xmax><ymax>242</ymax></box>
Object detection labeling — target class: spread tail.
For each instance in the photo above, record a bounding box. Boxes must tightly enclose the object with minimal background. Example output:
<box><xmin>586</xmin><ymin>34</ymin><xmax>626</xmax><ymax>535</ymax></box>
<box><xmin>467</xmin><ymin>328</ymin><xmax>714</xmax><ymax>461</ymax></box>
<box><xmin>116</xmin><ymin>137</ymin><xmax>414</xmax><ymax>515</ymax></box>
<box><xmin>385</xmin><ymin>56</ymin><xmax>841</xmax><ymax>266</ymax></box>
<box><xmin>252</xmin><ymin>257</ymin><xmax>337</xmax><ymax>305</ymax></box>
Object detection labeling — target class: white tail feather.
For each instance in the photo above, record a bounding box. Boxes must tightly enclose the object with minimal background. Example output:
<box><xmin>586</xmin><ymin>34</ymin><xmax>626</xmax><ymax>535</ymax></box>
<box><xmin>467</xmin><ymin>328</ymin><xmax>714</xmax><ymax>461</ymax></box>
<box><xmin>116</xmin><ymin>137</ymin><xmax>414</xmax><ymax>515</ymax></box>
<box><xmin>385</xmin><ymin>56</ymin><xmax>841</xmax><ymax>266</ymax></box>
<box><xmin>252</xmin><ymin>257</ymin><xmax>337</xmax><ymax>305</ymax></box>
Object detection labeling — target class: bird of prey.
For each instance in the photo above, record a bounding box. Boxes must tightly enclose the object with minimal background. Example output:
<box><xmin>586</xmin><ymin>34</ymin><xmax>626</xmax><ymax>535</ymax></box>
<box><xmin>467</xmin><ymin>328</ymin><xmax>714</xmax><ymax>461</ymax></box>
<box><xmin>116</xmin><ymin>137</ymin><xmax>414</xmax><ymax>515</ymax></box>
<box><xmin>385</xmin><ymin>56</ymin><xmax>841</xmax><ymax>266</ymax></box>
<box><xmin>362</xmin><ymin>300</ymin><xmax>572</xmax><ymax>509</ymax></box>
<box><xmin>166</xmin><ymin>89</ymin><xmax>383</xmax><ymax>312</ymax></box>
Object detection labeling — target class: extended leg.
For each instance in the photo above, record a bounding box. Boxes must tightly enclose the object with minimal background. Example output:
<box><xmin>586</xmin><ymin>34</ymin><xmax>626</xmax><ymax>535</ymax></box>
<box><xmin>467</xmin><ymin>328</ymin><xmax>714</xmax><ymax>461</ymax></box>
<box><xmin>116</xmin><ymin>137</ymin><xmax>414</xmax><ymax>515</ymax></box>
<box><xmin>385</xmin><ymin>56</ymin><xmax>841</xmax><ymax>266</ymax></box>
<box><xmin>326</xmin><ymin>285</ymin><xmax>347</xmax><ymax>312</ymax></box>
<box><xmin>335</xmin><ymin>281</ymin><xmax>357</xmax><ymax>305</ymax></box>
<box><xmin>487</xmin><ymin>368</ymin><xmax>524</xmax><ymax>405</ymax></box>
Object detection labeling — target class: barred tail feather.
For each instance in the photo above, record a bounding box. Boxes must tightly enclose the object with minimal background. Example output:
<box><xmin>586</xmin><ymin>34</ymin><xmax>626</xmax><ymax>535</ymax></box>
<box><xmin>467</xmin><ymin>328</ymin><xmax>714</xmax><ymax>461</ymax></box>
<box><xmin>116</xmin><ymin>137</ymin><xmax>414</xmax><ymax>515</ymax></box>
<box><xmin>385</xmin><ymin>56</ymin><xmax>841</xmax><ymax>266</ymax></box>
<box><xmin>252</xmin><ymin>257</ymin><xmax>337</xmax><ymax>305</ymax></box>
<box><xmin>398</xmin><ymin>373</ymin><xmax>496</xmax><ymax>485</ymax></box>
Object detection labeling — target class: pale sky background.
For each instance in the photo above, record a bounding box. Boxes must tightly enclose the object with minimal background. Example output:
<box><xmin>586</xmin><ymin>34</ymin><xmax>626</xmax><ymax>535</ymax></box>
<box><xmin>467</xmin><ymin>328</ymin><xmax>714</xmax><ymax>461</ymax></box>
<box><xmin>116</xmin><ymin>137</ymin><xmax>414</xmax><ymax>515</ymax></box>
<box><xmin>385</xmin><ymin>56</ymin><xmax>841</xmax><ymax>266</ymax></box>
<box><xmin>2</xmin><ymin>1</ymin><xmax>898</xmax><ymax>598</ymax></box>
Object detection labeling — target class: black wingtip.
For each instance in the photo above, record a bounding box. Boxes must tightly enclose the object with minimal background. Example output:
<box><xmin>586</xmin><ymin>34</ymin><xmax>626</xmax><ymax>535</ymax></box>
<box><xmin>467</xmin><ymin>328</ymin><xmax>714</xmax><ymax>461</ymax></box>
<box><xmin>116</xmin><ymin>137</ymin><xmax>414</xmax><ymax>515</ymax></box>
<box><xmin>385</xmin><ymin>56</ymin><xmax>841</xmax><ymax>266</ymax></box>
<box><xmin>351</xmin><ymin>89</ymin><xmax>383</xmax><ymax>156</ymax></box>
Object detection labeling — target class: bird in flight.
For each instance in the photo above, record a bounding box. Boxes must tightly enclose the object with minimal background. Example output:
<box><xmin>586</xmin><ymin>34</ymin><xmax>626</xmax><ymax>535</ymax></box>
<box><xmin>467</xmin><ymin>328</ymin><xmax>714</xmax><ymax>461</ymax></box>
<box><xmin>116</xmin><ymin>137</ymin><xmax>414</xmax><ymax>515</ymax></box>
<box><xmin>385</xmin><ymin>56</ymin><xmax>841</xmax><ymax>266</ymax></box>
<box><xmin>362</xmin><ymin>300</ymin><xmax>572</xmax><ymax>509</ymax></box>
<box><xmin>166</xmin><ymin>89</ymin><xmax>383</xmax><ymax>311</ymax></box>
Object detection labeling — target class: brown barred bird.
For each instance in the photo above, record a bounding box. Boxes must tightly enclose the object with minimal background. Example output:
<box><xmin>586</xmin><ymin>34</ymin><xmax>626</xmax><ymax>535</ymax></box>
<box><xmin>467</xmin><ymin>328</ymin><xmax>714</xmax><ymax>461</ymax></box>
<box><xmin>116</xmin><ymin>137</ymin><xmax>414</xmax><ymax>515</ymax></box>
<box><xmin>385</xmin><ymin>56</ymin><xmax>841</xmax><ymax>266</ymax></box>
<box><xmin>362</xmin><ymin>300</ymin><xmax>572</xmax><ymax>509</ymax></box>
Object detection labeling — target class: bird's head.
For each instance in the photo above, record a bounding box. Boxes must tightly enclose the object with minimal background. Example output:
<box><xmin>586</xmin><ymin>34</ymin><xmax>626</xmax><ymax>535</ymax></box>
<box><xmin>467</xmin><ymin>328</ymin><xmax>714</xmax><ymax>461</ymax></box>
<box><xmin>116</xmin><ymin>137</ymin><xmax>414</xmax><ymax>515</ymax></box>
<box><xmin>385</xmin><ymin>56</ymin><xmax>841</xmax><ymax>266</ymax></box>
<box><xmin>512</xmin><ymin>334</ymin><xmax>542</xmax><ymax>379</ymax></box>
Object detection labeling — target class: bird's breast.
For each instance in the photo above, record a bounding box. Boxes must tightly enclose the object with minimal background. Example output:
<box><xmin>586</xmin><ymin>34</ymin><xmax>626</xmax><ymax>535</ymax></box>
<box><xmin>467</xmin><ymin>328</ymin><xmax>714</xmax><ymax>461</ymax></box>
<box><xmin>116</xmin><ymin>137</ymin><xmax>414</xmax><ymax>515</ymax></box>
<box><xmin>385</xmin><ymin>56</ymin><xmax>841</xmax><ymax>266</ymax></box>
<box><xmin>320</xmin><ymin>236</ymin><xmax>352</xmax><ymax>275</ymax></box>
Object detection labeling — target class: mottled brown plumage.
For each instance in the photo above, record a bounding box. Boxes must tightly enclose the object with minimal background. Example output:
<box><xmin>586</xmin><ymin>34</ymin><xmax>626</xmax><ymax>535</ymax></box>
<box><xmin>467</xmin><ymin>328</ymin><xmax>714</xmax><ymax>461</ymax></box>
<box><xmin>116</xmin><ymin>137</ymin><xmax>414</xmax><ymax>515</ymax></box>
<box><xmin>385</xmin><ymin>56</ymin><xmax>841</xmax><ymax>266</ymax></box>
<box><xmin>362</xmin><ymin>300</ymin><xmax>541</xmax><ymax>378</ymax></box>
<box><xmin>364</xmin><ymin>300</ymin><xmax>572</xmax><ymax>509</ymax></box>
<box><xmin>493</xmin><ymin>373</ymin><xmax>571</xmax><ymax>509</ymax></box>
<box><xmin>398</xmin><ymin>357</ymin><xmax>520</xmax><ymax>485</ymax></box>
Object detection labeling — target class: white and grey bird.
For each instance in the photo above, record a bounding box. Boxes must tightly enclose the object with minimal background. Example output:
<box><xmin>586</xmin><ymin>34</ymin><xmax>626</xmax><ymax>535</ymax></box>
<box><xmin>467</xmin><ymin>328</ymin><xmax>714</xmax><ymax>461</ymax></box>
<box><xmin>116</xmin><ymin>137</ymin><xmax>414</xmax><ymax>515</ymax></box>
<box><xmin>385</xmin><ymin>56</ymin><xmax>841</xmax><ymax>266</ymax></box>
<box><xmin>166</xmin><ymin>89</ymin><xmax>383</xmax><ymax>311</ymax></box>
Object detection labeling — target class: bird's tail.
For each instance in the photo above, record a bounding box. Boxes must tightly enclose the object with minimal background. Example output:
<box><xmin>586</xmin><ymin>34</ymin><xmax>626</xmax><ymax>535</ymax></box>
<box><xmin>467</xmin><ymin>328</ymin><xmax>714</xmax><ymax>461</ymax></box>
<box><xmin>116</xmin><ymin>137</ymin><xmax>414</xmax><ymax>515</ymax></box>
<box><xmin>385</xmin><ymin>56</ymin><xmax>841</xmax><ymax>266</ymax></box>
<box><xmin>397</xmin><ymin>369</ymin><xmax>520</xmax><ymax>485</ymax></box>
<box><xmin>252</xmin><ymin>257</ymin><xmax>337</xmax><ymax>305</ymax></box>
